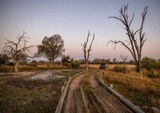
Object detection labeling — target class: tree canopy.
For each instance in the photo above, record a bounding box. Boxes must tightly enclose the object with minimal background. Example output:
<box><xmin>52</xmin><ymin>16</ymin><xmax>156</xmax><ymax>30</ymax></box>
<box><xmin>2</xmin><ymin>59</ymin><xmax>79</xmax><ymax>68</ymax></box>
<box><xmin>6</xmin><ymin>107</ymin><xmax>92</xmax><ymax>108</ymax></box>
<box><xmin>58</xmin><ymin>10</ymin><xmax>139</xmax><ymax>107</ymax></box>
<box><xmin>37</xmin><ymin>34</ymin><xmax>65</xmax><ymax>64</ymax></box>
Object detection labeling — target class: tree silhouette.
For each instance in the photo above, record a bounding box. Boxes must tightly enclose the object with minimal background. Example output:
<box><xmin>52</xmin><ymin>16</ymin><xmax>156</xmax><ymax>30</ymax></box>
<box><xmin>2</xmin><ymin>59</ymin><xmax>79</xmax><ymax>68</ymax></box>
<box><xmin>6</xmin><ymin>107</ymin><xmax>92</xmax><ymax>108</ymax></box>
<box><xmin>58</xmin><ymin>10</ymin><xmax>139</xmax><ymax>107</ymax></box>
<box><xmin>120</xmin><ymin>54</ymin><xmax>128</xmax><ymax>64</ymax></box>
<box><xmin>37</xmin><ymin>34</ymin><xmax>65</xmax><ymax>65</ymax></box>
<box><xmin>108</xmin><ymin>5</ymin><xmax>148</xmax><ymax>72</ymax></box>
<box><xmin>3</xmin><ymin>32</ymin><xmax>34</xmax><ymax>71</ymax></box>
<box><xmin>81</xmin><ymin>30</ymin><xmax>95</xmax><ymax>71</ymax></box>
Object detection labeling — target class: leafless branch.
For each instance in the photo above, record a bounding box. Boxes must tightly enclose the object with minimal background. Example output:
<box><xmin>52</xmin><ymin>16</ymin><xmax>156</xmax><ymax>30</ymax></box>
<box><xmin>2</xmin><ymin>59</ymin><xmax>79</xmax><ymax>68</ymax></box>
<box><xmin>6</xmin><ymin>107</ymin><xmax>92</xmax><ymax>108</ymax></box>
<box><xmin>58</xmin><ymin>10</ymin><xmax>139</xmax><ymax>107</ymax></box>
<box><xmin>82</xmin><ymin>30</ymin><xmax>95</xmax><ymax>71</ymax></box>
<box><xmin>120</xmin><ymin>54</ymin><xmax>128</xmax><ymax>63</ymax></box>
<box><xmin>3</xmin><ymin>32</ymin><xmax>34</xmax><ymax>71</ymax></box>
<box><xmin>108</xmin><ymin>5</ymin><xmax>148</xmax><ymax>72</ymax></box>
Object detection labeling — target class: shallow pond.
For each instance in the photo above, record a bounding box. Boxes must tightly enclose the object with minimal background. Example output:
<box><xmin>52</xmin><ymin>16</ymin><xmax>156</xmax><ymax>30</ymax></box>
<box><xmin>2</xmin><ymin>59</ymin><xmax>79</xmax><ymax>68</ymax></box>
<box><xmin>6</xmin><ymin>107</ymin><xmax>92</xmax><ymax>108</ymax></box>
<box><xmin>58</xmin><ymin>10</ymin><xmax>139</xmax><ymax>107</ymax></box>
<box><xmin>28</xmin><ymin>70</ymin><xmax>67</xmax><ymax>80</ymax></box>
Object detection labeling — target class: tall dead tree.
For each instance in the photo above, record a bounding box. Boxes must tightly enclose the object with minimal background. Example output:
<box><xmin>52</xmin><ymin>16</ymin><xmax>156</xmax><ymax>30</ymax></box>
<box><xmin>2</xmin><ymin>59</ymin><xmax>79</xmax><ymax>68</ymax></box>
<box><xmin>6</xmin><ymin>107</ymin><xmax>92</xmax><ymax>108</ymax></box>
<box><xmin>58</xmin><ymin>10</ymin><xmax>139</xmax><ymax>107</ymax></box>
<box><xmin>3</xmin><ymin>32</ymin><xmax>34</xmax><ymax>72</ymax></box>
<box><xmin>81</xmin><ymin>30</ymin><xmax>95</xmax><ymax>71</ymax></box>
<box><xmin>108</xmin><ymin>5</ymin><xmax>148</xmax><ymax>72</ymax></box>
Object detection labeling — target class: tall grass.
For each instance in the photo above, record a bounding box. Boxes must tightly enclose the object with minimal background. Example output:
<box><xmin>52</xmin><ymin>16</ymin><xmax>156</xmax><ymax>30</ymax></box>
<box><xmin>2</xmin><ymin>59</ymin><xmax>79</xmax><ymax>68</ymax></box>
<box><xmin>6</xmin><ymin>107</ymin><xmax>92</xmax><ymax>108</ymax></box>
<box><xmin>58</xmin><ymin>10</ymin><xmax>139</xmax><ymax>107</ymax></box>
<box><xmin>112</xmin><ymin>65</ymin><xmax>127</xmax><ymax>73</ymax></box>
<box><xmin>102</xmin><ymin>70</ymin><xmax>160</xmax><ymax>112</ymax></box>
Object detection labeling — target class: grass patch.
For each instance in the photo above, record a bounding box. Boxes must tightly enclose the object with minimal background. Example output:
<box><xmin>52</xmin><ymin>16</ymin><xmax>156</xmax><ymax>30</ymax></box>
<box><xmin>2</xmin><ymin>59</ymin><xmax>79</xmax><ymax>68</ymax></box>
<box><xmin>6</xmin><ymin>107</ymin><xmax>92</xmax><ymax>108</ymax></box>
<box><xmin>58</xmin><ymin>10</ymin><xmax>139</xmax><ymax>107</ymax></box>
<box><xmin>0</xmin><ymin>69</ymin><xmax>83</xmax><ymax>113</ymax></box>
<box><xmin>102</xmin><ymin>70</ymin><xmax>160</xmax><ymax>112</ymax></box>
<box><xmin>0</xmin><ymin>78</ymin><xmax>61</xmax><ymax>113</ymax></box>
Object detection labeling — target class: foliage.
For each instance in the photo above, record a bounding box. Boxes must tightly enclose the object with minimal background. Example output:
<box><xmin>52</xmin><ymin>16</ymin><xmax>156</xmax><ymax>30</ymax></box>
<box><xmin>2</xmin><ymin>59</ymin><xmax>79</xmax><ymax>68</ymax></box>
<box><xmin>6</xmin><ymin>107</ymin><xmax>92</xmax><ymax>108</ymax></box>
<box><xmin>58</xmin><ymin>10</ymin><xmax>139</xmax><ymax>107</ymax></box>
<box><xmin>112</xmin><ymin>65</ymin><xmax>127</xmax><ymax>73</ymax></box>
<box><xmin>28</xmin><ymin>60</ymin><xmax>38</xmax><ymax>67</ymax></box>
<box><xmin>37</xmin><ymin>35</ymin><xmax>65</xmax><ymax>64</ymax></box>
<box><xmin>71</xmin><ymin>60</ymin><xmax>80</xmax><ymax>68</ymax></box>
<box><xmin>62</xmin><ymin>56</ymin><xmax>80</xmax><ymax>68</ymax></box>
<box><xmin>92</xmin><ymin>58</ymin><xmax>110</xmax><ymax>64</ymax></box>
<box><xmin>61</xmin><ymin>55</ymin><xmax>71</xmax><ymax>65</ymax></box>
<box><xmin>63</xmin><ymin>62</ymin><xmax>70</xmax><ymax>66</ymax></box>
<box><xmin>141</xmin><ymin>57</ymin><xmax>160</xmax><ymax>70</ymax></box>
<box><xmin>128</xmin><ymin>60</ymin><xmax>135</xmax><ymax>64</ymax></box>
<box><xmin>0</xmin><ymin>53</ymin><xmax>10</xmax><ymax>65</ymax></box>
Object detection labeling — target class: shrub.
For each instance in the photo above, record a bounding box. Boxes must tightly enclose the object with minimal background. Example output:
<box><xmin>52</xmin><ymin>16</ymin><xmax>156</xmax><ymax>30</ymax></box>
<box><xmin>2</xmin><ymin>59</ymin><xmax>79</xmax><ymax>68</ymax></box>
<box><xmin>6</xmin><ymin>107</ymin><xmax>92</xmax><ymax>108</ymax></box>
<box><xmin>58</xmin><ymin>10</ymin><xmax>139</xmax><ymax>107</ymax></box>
<box><xmin>112</xmin><ymin>65</ymin><xmax>127</xmax><ymax>73</ymax></box>
<box><xmin>71</xmin><ymin>61</ymin><xmax>80</xmax><ymax>68</ymax></box>
<box><xmin>63</xmin><ymin>62</ymin><xmax>70</xmax><ymax>66</ymax></box>
<box><xmin>145</xmin><ymin>70</ymin><xmax>160</xmax><ymax>78</ymax></box>
<box><xmin>141</xmin><ymin>57</ymin><xmax>160</xmax><ymax>70</ymax></box>
<box><xmin>121</xmin><ymin>66</ymin><xmax>127</xmax><ymax>73</ymax></box>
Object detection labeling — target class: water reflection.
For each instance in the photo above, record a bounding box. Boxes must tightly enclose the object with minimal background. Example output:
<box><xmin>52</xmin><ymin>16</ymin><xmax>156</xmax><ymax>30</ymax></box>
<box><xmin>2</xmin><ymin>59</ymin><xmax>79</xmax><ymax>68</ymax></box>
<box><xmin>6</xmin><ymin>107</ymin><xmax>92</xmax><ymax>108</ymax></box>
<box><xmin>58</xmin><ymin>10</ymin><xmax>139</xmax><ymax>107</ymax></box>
<box><xmin>28</xmin><ymin>70</ymin><xmax>66</xmax><ymax>80</ymax></box>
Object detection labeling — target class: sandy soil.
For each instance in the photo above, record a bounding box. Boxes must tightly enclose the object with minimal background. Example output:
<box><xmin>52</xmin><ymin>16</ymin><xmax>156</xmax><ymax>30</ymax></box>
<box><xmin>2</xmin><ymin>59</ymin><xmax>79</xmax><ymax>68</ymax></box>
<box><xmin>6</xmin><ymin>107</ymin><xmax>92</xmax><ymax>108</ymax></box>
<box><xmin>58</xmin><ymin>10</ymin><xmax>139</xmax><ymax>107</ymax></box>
<box><xmin>64</xmin><ymin>73</ymin><xmax>86</xmax><ymax>113</ymax></box>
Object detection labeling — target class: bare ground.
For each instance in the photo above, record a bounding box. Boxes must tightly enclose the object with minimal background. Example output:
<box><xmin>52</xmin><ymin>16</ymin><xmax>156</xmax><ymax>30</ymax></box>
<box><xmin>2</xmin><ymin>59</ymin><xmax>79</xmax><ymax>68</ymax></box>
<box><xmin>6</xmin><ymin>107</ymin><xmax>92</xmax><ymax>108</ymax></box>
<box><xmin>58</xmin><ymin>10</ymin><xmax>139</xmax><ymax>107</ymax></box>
<box><xmin>64</xmin><ymin>72</ymin><xmax>86</xmax><ymax>113</ymax></box>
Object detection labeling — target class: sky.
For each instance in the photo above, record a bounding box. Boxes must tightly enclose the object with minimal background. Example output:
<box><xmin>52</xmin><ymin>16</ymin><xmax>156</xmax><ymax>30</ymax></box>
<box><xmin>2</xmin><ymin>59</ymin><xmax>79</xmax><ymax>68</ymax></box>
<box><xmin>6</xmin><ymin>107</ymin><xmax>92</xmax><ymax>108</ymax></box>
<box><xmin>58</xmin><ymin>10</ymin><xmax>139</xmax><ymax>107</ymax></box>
<box><xmin>0</xmin><ymin>0</ymin><xmax>160</xmax><ymax>61</ymax></box>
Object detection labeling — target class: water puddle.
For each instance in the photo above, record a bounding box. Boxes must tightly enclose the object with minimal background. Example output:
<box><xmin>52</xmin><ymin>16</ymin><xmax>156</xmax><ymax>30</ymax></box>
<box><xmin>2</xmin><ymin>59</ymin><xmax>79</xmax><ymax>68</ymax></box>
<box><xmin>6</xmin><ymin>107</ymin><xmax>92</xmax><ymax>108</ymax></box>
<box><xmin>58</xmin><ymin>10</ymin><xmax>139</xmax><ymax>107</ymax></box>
<box><xmin>28</xmin><ymin>70</ymin><xmax>66</xmax><ymax>80</ymax></box>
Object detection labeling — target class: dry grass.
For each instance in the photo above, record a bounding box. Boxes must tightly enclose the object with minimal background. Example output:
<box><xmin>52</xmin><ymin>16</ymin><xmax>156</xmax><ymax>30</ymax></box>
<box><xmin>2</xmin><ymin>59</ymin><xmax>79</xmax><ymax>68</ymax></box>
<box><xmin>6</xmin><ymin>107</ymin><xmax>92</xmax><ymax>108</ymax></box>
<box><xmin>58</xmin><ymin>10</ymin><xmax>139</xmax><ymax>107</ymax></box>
<box><xmin>81</xmin><ymin>64</ymin><xmax>135</xmax><ymax>70</ymax></box>
<box><xmin>99</xmin><ymin>69</ymin><xmax>160</xmax><ymax>112</ymax></box>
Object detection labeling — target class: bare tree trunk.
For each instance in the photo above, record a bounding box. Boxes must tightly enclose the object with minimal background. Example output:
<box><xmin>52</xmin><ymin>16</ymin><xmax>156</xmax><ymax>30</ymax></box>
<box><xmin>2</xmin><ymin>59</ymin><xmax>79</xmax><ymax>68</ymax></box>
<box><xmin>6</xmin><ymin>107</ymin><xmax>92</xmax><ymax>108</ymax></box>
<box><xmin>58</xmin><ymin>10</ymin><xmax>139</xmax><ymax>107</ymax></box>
<box><xmin>86</xmin><ymin>62</ymin><xmax>88</xmax><ymax>71</ymax></box>
<box><xmin>15</xmin><ymin>61</ymin><xmax>19</xmax><ymax>72</ymax></box>
<box><xmin>108</xmin><ymin>5</ymin><xmax>148</xmax><ymax>73</ymax></box>
<box><xmin>81</xmin><ymin>31</ymin><xmax>95</xmax><ymax>71</ymax></box>
<box><xmin>3</xmin><ymin>31</ymin><xmax>34</xmax><ymax>72</ymax></box>
<box><xmin>136</xmin><ymin>60</ymin><xmax>141</xmax><ymax>72</ymax></box>
<box><xmin>51</xmin><ymin>59</ymin><xmax>54</xmax><ymax>66</ymax></box>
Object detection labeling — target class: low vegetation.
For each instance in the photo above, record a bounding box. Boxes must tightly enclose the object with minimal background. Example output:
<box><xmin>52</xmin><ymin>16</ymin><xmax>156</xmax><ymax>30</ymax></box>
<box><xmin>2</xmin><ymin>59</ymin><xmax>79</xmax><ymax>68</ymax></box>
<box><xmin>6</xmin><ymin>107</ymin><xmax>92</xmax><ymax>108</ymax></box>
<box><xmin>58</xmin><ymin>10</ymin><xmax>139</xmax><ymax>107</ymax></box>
<box><xmin>0</xmin><ymin>69</ymin><xmax>83</xmax><ymax>113</ymax></box>
<box><xmin>101</xmin><ymin>69</ymin><xmax>160</xmax><ymax>112</ymax></box>
<box><xmin>112</xmin><ymin>65</ymin><xmax>127</xmax><ymax>73</ymax></box>
<box><xmin>0</xmin><ymin>57</ymin><xmax>160</xmax><ymax>112</ymax></box>
<box><xmin>0</xmin><ymin>78</ymin><xmax>61</xmax><ymax>113</ymax></box>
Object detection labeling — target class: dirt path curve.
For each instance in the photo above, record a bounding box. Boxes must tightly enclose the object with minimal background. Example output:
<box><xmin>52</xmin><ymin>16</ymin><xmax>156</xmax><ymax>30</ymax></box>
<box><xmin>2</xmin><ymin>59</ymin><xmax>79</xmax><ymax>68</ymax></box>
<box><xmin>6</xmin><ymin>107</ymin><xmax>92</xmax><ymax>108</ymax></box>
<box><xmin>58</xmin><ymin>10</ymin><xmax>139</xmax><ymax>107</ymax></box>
<box><xmin>64</xmin><ymin>72</ymin><xmax>88</xmax><ymax>113</ymax></box>
<box><xmin>62</xmin><ymin>70</ymin><xmax>135</xmax><ymax>113</ymax></box>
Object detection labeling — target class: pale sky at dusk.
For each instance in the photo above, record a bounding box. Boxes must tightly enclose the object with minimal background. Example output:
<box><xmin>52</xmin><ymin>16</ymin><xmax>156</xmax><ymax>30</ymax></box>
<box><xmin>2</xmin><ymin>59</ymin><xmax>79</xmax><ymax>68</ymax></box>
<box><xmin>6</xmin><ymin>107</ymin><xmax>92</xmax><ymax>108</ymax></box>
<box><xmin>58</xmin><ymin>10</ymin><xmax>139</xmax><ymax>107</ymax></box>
<box><xmin>0</xmin><ymin>0</ymin><xmax>160</xmax><ymax>61</ymax></box>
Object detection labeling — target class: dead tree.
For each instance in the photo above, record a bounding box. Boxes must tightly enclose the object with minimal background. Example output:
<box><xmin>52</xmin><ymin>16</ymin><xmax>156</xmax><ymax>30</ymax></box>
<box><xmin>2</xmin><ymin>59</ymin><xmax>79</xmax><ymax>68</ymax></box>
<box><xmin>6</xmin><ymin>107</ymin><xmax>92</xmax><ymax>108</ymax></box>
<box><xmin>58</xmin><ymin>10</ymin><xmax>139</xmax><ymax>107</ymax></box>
<box><xmin>108</xmin><ymin>5</ymin><xmax>148</xmax><ymax>72</ymax></box>
<box><xmin>3</xmin><ymin>32</ymin><xmax>34</xmax><ymax>72</ymax></box>
<box><xmin>120</xmin><ymin>54</ymin><xmax>128</xmax><ymax>64</ymax></box>
<box><xmin>81</xmin><ymin>30</ymin><xmax>95</xmax><ymax>71</ymax></box>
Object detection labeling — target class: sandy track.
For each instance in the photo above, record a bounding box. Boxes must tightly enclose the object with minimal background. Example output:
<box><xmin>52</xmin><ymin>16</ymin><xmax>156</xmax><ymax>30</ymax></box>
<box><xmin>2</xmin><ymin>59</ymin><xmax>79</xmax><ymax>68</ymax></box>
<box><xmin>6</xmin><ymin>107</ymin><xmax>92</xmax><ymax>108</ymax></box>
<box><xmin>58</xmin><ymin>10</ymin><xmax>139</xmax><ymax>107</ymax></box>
<box><xmin>64</xmin><ymin>72</ymin><xmax>87</xmax><ymax>113</ymax></box>
<box><xmin>62</xmin><ymin>70</ymin><xmax>135</xmax><ymax>113</ymax></box>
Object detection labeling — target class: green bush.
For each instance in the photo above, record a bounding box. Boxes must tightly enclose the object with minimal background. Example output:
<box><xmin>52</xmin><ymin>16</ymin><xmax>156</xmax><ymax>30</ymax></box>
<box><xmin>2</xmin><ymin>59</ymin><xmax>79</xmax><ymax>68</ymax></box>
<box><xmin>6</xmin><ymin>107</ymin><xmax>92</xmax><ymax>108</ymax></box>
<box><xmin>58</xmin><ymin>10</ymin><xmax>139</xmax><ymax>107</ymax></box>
<box><xmin>63</xmin><ymin>62</ymin><xmax>70</xmax><ymax>66</ymax></box>
<box><xmin>71</xmin><ymin>61</ymin><xmax>80</xmax><ymax>68</ymax></box>
<box><xmin>112</xmin><ymin>65</ymin><xmax>127</xmax><ymax>73</ymax></box>
<box><xmin>141</xmin><ymin>57</ymin><xmax>160</xmax><ymax>70</ymax></box>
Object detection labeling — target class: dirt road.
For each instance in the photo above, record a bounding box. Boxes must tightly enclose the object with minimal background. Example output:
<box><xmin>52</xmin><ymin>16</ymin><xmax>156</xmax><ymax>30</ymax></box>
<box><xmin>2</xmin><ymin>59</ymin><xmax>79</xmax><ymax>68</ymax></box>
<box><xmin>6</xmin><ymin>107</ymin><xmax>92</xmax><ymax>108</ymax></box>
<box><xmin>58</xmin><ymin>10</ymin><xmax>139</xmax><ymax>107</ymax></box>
<box><xmin>62</xmin><ymin>70</ymin><xmax>135</xmax><ymax>113</ymax></box>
